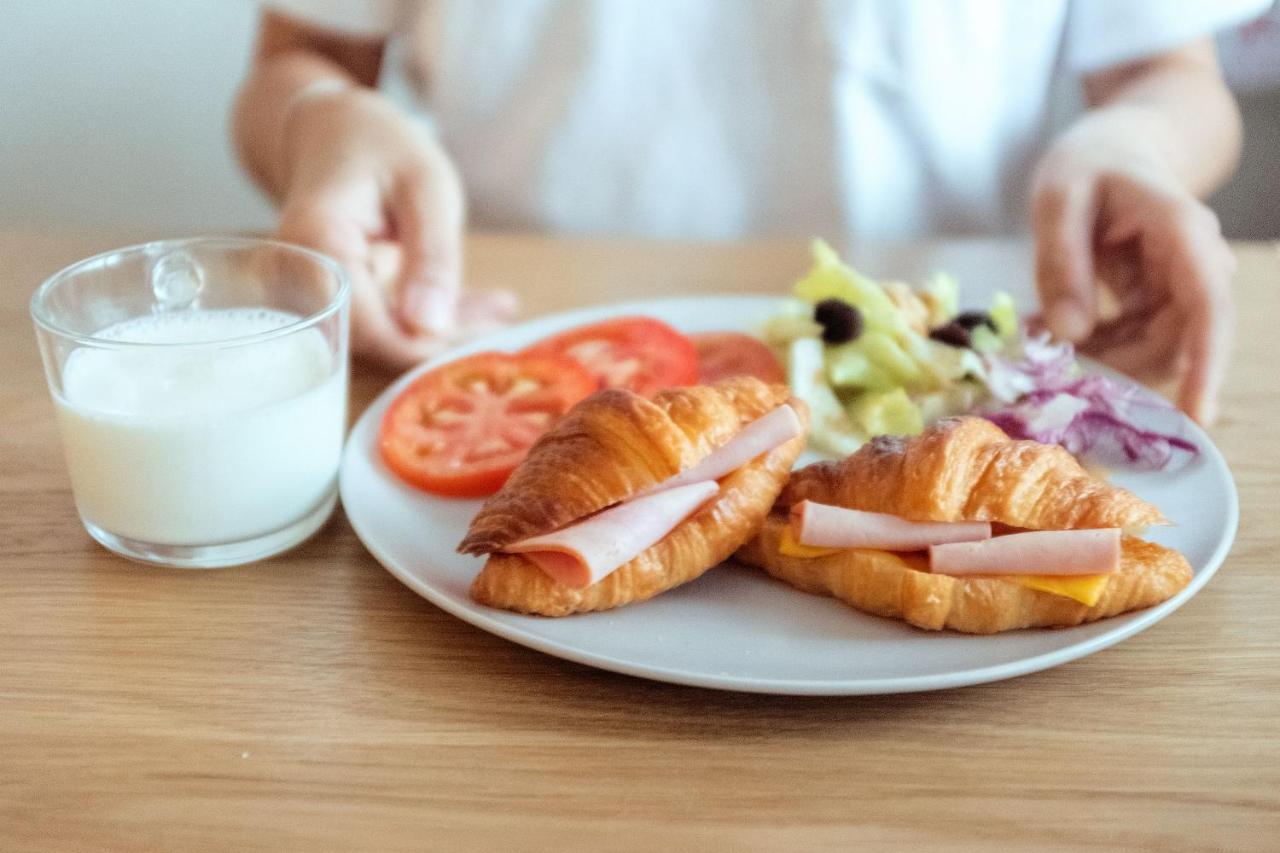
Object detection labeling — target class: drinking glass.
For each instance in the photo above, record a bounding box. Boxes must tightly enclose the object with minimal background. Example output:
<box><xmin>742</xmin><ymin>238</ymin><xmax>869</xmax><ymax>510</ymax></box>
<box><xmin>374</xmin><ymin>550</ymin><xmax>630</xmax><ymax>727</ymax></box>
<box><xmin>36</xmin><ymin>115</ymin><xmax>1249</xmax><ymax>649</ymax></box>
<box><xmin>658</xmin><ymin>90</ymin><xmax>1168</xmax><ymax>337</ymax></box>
<box><xmin>31</xmin><ymin>237</ymin><xmax>350</xmax><ymax>568</ymax></box>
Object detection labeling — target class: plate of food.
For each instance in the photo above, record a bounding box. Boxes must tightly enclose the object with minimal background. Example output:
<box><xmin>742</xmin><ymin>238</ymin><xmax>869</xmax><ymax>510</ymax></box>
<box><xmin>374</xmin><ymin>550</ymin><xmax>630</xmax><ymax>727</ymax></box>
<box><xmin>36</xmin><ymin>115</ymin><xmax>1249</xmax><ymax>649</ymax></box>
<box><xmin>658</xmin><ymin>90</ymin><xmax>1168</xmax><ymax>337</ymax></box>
<box><xmin>339</xmin><ymin>242</ymin><xmax>1237</xmax><ymax>694</ymax></box>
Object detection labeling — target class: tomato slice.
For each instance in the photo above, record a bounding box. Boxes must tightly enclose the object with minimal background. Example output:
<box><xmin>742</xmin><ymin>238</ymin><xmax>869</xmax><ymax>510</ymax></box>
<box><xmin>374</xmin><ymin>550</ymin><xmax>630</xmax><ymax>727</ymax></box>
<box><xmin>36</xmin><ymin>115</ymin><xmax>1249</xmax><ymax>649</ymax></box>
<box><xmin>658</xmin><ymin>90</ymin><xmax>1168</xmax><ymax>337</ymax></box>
<box><xmin>692</xmin><ymin>332</ymin><xmax>786</xmax><ymax>384</ymax></box>
<box><xmin>379</xmin><ymin>351</ymin><xmax>595</xmax><ymax>498</ymax></box>
<box><xmin>523</xmin><ymin>316</ymin><xmax>699</xmax><ymax>397</ymax></box>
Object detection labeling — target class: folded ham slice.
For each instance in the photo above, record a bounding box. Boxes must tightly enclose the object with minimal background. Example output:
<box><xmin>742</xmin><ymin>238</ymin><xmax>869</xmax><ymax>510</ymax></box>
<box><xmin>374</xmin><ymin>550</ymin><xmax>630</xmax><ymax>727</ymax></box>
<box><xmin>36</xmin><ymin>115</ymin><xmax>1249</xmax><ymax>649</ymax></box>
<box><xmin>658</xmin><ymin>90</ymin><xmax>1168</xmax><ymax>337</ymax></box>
<box><xmin>504</xmin><ymin>481</ymin><xmax>719</xmax><ymax>588</ymax></box>
<box><xmin>930</xmin><ymin>528</ymin><xmax>1121</xmax><ymax>577</ymax></box>
<box><xmin>792</xmin><ymin>501</ymin><xmax>991</xmax><ymax>551</ymax></box>
<box><xmin>503</xmin><ymin>404</ymin><xmax>801</xmax><ymax>589</ymax></box>
<box><xmin>646</xmin><ymin>405</ymin><xmax>803</xmax><ymax>493</ymax></box>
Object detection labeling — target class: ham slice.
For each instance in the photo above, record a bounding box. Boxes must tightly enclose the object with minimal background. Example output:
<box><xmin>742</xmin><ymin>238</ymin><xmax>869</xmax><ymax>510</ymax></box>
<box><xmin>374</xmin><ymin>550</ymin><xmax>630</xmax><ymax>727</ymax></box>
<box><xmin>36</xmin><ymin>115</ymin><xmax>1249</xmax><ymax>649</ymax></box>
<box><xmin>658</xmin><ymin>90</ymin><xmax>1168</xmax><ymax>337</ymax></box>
<box><xmin>792</xmin><ymin>501</ymin><xmax>991</xmax><ymax>551</ymax></box>
<box><xmin>648</xmin><ymin>405</ymin><xmax>803</xmax><ymax>492</ymax></box>
<box><xmin>501</xmin><ymin>404</ymin><xmax>799</xmax><ymax>589</ymax></box>
<box><xmin>504</xmin><ymin>481</ymin><xmax>719</xmax><ymax>588</ymax></box>
<box><xmin>929</xmin><ymin>528</ymin><xmax>1121</xmax><ymax>577</ymax></box>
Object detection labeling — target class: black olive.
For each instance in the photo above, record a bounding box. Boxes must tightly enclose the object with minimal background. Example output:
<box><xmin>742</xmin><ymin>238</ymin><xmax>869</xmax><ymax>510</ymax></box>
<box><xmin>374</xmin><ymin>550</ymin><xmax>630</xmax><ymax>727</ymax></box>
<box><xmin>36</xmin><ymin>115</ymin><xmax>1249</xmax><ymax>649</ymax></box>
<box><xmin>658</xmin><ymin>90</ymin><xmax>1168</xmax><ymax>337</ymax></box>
<box><xmin>929</xmin><ymin>322</ymin><xmax>972</xmax><ymax>348</ymax></box>
<box><xmin>814</xmin><ymin>299</ymin><xmax>863</xmax><ymax>344</ymax></box>
<box><xmin>954</xmin><ymin>311</ymin><xmax>997</xmax><ymax>333</ymax></box>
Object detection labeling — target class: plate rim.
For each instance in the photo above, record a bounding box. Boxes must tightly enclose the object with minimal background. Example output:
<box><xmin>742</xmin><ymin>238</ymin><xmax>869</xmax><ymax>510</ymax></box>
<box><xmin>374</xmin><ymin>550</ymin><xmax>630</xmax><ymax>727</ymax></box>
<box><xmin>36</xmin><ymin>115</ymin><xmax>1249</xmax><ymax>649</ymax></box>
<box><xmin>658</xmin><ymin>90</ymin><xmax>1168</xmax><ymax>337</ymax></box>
<box><xmin>340</xmin><ymin>294</ymin><xmax>1239</xmax><ymax>695</ymax></box>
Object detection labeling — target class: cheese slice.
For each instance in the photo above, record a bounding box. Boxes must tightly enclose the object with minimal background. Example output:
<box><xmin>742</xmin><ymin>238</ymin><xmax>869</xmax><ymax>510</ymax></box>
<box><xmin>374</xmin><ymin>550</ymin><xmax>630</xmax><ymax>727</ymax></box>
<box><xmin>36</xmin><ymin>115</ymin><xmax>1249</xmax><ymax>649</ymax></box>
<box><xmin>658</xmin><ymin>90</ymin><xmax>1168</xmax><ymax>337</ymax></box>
<box><xmin>777</xmin><ymin>525</ymin><xmax>844</xmax><ymax>558</ymax></box>
<box><xmin>505</xmin><ymin>480</ymin><xmax>719</xmax><ymax>588</ymax></box>
<box><xmin>768</xmin><ymin>527</ymin><xmax>1111</xmax><ymax>601</ymax></box>
<box><xmin>776</xmin><ymin>528</ymin><xmax>1111</xmax><ymax>605</ymax></box>
<box><xmin>777</xmin><ymin>524</ymin><xmax>1113</xmax><ymax>605</ymax></box>
<box><xmin>1010</xmin><ymin>574</ymin><xmax>1111</xmax><ymax>606</ymax></box>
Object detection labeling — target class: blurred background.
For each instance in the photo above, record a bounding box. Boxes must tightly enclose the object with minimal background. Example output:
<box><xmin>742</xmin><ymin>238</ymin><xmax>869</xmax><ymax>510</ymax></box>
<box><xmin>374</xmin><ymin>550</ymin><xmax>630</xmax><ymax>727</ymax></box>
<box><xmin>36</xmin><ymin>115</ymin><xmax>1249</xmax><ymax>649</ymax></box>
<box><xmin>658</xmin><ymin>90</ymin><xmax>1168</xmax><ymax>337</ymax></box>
<box><xmin>3</xmin><ymin>0</ymin><xmax>1277</xmax><ymax>238</ymax></box>
<box><xmin>2</xmin><ymin>1</ymin><xmax>273</xmax><ymax>234</ymax></box>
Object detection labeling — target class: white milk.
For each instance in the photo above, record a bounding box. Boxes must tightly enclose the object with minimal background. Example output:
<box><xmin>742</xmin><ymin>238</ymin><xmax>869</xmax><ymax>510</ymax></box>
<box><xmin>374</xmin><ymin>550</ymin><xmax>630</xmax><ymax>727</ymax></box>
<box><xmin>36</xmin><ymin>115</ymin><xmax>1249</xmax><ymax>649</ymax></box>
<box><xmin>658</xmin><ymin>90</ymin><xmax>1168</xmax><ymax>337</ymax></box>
<box><xmin>54</xmin><ymin>308</ymin><xmax>346</xmax><ymax>546</ymax></box>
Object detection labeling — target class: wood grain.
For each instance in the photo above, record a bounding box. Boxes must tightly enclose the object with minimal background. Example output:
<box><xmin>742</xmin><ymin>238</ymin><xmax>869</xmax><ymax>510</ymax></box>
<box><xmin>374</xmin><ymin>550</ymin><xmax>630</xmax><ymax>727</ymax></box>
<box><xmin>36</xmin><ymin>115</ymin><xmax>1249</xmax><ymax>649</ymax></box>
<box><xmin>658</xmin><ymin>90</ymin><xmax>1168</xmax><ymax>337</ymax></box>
<box><xmin>1</xmin><ymin>230</ymin><xmax>1277</xmax><ymax>852</ymax></box>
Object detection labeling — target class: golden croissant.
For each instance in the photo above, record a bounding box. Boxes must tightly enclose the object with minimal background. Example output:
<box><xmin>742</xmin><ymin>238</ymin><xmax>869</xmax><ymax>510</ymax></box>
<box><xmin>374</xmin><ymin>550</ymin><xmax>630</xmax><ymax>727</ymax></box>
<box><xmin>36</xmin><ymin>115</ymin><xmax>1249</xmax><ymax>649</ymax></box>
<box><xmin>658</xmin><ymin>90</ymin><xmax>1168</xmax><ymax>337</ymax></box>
<box><xmin>460</xmin><ymin>377</ymin><xmax>809</xmax><ymax>616</ymax></box>
<box><xmin>735</xmin><ymin>417</ymin><xmax>1192</xmax><ymax>634</ymax></box>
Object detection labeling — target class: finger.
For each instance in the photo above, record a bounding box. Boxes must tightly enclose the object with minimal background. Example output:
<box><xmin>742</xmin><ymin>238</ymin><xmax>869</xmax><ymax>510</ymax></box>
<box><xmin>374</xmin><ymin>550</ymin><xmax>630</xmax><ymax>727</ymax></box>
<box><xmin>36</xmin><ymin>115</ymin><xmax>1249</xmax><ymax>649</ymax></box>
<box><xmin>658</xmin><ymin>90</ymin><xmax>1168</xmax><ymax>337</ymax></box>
<box><xmin>1032</xmin><ymin>176</ymin><xmax>1099</xmax><ymax>342</ymax></box>
<box><xmin>391</xmin><ymin>170</ymin><xmax>464</xmax><ymax>336</ymax></box>
<box><xmin>348</xmin><ymin>281</ymin><xmax>451</xmax><ymax>370</ymax></box>
<box><xmin>428</xmin><ymin>290</ymin><xmax>521</xmax><ymax>345</ymax></box>
<box><xmin>1080</xmin><ymin>306</ymin><xmax>1181</xmax><ymax>382</ymax></box>
<box><xmin>1167</xmin><ymin>210</ymin><xmax>1234</xmax><ymax>424</ymax></box>
<box><xmin>367</xmin><ymin>240</ymin><xmax>404</xmax><ymax>295</ymax></box>
<box><xmin>1093</xmin><ymin>243</ymin><xmax>1159</xmax><ymax>319</ymax></box>
<box><xmin>1022</xmin><ymin>313</ymin><xmax>1049</xmax><ymax>338</ymax></box>
<box><xmin>1076</xmin><ymin>309</ymin><xmax>1148</xmax><ymax>355</ymax></box>
<box><xmin>279</xmin><ymin>198</ymin><xmax>455</xmax><ymax>371</ymax></box>
<box><xmin>370</xmin><ymin>238</ymin><xmax>512</xmax><ymax>330</ymax></box>
<box><xmin>458</xmin><ymin>288</ymin><xmax>520</xmax><ymax>327</ymax></box>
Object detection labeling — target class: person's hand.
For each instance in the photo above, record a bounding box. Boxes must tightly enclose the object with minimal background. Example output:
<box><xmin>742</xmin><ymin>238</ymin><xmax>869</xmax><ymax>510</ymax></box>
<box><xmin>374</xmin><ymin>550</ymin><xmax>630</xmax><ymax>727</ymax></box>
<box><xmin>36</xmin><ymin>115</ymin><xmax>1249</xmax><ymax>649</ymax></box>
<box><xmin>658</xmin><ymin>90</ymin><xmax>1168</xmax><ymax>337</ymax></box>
<box><xmin>277</xmin><ymin>87</ymin><xmax>516</xmax><ymax>368</ymax></box>
<box><xmin>1031</xmin><ymin>143</ymin><xmax>1235</xmax><ymax>425</ymax></box>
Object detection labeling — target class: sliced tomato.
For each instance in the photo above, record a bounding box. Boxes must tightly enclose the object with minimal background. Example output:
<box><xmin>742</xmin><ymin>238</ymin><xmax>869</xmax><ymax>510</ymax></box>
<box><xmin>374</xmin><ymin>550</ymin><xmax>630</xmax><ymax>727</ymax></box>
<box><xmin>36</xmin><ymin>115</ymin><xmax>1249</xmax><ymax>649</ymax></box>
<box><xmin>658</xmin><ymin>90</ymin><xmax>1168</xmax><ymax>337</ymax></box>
<box><xmin>692</xmin><ymin>332</ymin><xmax>786</xmax><ymax>384</ymax></box>
<box><xmin>523</xmin><ymin>316</ymin><xmax>699</xmax><ymax>397</ymax></box>
<box><xmin>379</xmin><ymin>351</ymin><xmax>595</xmax><ymax>498</ymax></box>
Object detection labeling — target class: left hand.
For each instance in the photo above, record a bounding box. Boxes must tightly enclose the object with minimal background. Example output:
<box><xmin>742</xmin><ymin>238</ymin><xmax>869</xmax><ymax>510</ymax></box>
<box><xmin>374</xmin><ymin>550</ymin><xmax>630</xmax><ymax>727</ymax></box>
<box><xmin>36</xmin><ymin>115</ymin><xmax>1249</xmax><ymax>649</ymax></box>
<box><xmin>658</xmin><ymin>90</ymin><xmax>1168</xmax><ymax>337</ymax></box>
<box><xmin>1031</xmin><ymin>143</ymin><xmax>1235</xmax><ymax>425</ymax></box>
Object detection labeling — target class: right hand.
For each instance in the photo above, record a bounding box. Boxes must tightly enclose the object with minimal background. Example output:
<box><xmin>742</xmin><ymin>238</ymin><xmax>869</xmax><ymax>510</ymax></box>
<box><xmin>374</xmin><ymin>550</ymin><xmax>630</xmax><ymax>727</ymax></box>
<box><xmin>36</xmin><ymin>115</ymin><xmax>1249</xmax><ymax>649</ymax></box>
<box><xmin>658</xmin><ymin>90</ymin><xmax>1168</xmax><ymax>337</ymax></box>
<box><xmin>277</xmin><ymin>87</ymin><xmax>516</xmax><ymax>368</ymax></box>
<box><xmin>1031</xmin><ymin>140</ymin><xmax>1235</xmax><ymax>425</ymax></box>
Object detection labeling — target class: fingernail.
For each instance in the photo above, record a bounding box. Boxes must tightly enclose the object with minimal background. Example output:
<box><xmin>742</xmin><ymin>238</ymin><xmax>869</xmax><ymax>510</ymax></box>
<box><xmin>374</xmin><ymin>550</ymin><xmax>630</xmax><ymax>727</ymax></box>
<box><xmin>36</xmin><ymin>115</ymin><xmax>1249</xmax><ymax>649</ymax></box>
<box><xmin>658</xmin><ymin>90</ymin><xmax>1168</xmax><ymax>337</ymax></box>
<box><xmin>492</xmin><ymin>289</ymin><xmax>520</xmax><ymax>319</ymax></box>
<box><xmin>1048</xmin><ymin>299</ymin><xmax>1090</xmax><ymax>341</ymax></box>
<box><xmin>401</xmin><ymin>285</ymin><xmax>430</xmax><ymax>332</ymax></box>
<box><xmin>421</xmin><ymin>286</ymin><xmax>459</xmax><ymax>334</ymax></box>
<box><xmin>403</xmin><ymin>284</ymin><xmax>458</xmax><ymax>334</ymax></box>
<box><xmin>481</xmin><ymin>289</ymin><xmax>520</xmax><ymax>322</ymax></box>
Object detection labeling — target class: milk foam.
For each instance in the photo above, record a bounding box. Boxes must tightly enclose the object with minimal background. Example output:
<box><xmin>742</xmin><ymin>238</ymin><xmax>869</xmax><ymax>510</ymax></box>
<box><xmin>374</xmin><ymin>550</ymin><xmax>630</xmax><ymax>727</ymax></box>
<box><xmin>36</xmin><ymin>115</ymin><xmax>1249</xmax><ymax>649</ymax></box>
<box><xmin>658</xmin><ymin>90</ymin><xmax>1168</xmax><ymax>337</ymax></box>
<box><xmin>61</xmin><ymin>308</ymin><xmax>332</xmax><ymax>417</ymax></box>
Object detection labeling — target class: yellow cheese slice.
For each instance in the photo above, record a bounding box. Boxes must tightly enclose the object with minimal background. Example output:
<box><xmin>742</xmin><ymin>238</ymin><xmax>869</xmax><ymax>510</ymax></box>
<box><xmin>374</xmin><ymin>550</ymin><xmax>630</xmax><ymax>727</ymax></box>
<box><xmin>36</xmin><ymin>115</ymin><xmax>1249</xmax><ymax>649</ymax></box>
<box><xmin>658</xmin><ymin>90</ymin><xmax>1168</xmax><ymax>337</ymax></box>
<box><xmin>777</xmin><ymin>525</ymin><xmax>1111</xmax><ymax>606</ymax></box>
<box><xmin>1009</xmin><ymin>574</ymin><xmax>1110</xmax><ymax>607</ymax></box>
<box><xmin>778</xmin><ymin>526</ymin><xmax>843</xmax><ymax>558</ymax></box>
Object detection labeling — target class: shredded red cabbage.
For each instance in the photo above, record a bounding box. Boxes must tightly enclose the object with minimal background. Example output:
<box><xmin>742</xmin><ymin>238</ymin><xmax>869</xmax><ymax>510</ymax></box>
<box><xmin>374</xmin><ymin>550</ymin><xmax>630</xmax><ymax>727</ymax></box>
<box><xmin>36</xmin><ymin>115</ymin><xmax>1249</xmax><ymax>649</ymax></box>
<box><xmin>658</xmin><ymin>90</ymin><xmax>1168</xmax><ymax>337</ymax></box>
<box><xmin>982</xmin><ymin>337</ymin><xmax>1198</xmax><ymax>470</ymax></box>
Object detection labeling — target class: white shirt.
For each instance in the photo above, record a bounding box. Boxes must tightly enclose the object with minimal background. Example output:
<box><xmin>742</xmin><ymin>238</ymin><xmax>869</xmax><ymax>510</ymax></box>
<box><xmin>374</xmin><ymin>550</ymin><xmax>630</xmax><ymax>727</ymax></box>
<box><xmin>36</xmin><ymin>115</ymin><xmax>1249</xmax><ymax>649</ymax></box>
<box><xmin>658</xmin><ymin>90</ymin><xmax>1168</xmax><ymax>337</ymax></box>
<box><xmin>266</xmin><ymin>0</ymin><xmax>1266</xmax><ymax>239</ymax></box>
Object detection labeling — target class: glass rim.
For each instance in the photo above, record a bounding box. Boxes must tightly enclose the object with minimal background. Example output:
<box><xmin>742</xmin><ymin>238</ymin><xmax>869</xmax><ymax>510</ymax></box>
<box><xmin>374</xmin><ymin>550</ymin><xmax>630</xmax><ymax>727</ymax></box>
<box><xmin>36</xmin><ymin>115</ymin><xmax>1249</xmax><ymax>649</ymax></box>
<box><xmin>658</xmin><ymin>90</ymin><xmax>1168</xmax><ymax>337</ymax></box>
<box><xmin>29</xmin><ymin>236</ymin><xmax>351</xmax><ymax>350</ymax></box>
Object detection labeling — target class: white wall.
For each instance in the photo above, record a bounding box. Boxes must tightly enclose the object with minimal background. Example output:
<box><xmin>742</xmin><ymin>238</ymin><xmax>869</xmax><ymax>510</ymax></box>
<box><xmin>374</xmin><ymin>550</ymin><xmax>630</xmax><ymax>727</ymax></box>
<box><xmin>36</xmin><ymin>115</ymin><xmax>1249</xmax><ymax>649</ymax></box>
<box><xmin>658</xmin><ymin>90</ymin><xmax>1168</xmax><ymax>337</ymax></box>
<box><xmin>1211</xmin><ymin>88</ymin><xmax>1280</xmax><ymax>240</ymax></box>
<box><xmin>0</xmin><ymin>0</ymin><xmax>273</xmax><ymax>233</ymax></box>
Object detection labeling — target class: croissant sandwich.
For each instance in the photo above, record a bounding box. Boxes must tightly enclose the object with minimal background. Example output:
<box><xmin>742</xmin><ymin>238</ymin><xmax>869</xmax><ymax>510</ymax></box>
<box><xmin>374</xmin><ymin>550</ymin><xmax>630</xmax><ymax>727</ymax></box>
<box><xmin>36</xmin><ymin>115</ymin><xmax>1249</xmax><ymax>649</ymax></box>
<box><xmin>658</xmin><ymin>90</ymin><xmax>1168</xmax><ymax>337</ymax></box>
<box><xmin>459</xmin><ymin>377</ymin><xmax>810</xmax><ymax>616</ymax></box>
<box><xmin>735</xmin><ymin>416</ymin><xmax>1192</xmax><ymax>634</ymax></box>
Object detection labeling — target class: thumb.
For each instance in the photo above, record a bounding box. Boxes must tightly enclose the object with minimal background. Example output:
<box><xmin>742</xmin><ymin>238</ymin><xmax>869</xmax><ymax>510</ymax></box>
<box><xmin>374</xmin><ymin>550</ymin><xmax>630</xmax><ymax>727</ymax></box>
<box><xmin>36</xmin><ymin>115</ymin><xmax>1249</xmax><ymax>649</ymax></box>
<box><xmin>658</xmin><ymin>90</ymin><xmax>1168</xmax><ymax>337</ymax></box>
<box><xmin>391</xmin><ymin>172</ymin><xmax>463</xmax><ymax>336</ymax></box>
<box><xmin>1032</xmin><ymin>177</ymin><xmax>1099</xmax><ymax>342</ymax></box>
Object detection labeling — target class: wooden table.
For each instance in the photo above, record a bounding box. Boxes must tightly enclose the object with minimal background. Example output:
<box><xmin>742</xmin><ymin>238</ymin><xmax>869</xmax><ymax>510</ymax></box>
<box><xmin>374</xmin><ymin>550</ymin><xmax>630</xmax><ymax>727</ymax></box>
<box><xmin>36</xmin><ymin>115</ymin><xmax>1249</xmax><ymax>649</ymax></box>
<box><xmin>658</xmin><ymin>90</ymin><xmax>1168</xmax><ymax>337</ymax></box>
<box><xmin>3</xmin><ymin>230</ymin><xmax>1277</xmax><ymax>851</ymax></box>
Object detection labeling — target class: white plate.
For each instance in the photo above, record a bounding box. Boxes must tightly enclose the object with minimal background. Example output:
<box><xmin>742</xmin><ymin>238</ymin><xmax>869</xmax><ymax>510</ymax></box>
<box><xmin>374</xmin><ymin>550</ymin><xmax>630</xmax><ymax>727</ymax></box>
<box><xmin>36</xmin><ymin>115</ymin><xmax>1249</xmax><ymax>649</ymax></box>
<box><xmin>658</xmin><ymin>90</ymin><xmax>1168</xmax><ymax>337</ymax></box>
<box><xmin>339</xmin><ymin>296</ymin><xmax>1237</xmax><ymax>695</ymax></box>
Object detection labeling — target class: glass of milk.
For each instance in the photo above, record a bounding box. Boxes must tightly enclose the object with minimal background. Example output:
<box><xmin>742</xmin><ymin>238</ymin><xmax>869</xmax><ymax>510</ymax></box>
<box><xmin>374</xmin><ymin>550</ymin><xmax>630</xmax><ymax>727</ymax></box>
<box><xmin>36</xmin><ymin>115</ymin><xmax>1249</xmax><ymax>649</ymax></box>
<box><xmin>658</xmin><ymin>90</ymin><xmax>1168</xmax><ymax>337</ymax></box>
<box><xmin>31</xmin><ymin>237</ymin><xmax>350</xmax><ymax>568</ymax></box>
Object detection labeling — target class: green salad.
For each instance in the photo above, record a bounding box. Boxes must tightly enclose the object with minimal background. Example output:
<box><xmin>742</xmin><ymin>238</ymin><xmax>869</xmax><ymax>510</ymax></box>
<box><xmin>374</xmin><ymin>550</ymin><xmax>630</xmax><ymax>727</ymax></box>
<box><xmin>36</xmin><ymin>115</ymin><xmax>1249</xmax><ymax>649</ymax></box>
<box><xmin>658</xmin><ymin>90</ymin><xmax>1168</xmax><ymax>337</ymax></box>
<box><xmin>762</xmin><ymin>240</ymin><xmax>1017</xmax><ymax>455</ymax></box>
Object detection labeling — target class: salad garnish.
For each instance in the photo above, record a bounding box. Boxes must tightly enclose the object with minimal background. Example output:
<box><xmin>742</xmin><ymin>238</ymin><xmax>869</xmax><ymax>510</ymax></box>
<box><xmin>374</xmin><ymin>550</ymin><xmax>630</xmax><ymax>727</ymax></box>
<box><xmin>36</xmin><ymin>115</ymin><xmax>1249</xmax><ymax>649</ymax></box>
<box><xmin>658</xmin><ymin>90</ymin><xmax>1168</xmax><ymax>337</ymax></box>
<box><xmin>764</xmin><ymin>240</ymin><xmax>1199</xmax><ymax>470</ymax></box>
<box><xmin>982</xmin><ymin>337</ymin><xmax>1199</xmax><ymax>470</ymax></box>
